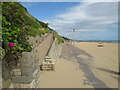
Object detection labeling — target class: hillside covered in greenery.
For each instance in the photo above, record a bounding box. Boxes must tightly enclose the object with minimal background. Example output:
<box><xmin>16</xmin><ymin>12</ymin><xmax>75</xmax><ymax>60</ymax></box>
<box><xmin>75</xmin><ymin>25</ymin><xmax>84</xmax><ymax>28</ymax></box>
<box><xmin>2</xmin><ymin>2</ymin><xmax>64</xmax><ymax>59</ymax></box>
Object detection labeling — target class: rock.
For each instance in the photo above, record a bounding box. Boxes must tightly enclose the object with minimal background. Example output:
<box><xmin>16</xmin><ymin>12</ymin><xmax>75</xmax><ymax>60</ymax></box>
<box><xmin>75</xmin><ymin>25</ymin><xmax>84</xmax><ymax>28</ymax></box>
<box><xmin>11</xmin><ymin>69</ymin><xmax>21</xmax><ymax>77</ymax></box>
<box><xmin>18</xmin><ymin>52</ymin><xmax>39</xmax><ymax>76</ymax></box>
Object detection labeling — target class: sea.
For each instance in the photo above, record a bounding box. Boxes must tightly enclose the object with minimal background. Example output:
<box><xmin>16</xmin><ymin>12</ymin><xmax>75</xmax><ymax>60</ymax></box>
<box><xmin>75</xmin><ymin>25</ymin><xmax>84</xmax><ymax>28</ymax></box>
<box><xmin>76</xmin><ymin>40</ymin><xmax>120</xmax><ymax>43</ymax></box>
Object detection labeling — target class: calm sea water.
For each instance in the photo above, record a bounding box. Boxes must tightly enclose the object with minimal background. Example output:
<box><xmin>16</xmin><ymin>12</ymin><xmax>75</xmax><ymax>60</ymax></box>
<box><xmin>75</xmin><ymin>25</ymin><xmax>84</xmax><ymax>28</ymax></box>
<box><xmin>76</xmin><ymin>40</ymin><xmax>120</xmax><ymax>43</ymax></box>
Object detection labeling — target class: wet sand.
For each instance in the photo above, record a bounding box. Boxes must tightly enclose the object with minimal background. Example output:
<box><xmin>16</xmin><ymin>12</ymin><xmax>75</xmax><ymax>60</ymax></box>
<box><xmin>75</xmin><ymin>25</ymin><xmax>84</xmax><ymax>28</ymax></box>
<box><xmin>40</xmin><ymin>42</ymin><xmax>119</xmax><ymax>88</ymax></box>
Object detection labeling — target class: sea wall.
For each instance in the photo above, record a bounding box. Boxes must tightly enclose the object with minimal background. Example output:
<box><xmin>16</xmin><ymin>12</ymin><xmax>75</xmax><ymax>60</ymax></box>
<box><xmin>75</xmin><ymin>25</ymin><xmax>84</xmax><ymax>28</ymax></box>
<box><xmin>2</xmin><ymin>33</ymin><xmax>60</xmax><ymax>88</ymax></box>
<box><xmin>2</xmin><ymin>49</ymin><xmax>41</xmax><ymax>88</ymax></box>
<box><xmin>11</xmin><ymin>33</ymin><xmax>54</xmax><ymax>88</ymax></box>
<box><xmin>11</xmin><ymin>52</ymin><xmax>40</xmax><ymax>88</ymax></box>
<box><xmin>27</xmin><ymin>33</ymin><xmax>48</xmax><ymax>49</ymax></box>
<box><xmin>32</xmin><ymin>33</ymin><xmax>54</xmax><ymax>64</ymax></box>
<box><xmin>47</xmin><ymin>38</ymin><xmax>63</xmax><ymax>63</ymax></box>
<box><xmin>0</xmin><ymin>55</ymin><xmax>1</xmax><ymax>87</ymax></box>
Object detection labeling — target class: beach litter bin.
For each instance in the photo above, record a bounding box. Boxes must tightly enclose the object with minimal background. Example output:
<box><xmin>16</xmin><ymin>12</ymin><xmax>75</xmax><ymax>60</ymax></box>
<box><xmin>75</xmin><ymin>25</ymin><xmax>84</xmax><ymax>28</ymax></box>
<box><xmin>40</xmin><ymin>56</ymin><xmax>55</xmax><ymax>71</ymax></box>
<box><xmin>98</xmin><ymin>42</ymin><xmax>103</xmax><ymax>47</ymax></box>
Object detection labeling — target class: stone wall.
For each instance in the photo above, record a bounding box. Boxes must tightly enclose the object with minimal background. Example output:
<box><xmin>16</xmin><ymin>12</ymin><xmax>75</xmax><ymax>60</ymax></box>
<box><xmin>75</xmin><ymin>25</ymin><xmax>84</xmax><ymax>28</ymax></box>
<box><xmin>47</xmin><ymin>38</ymin><xmax>63</xmax><ymax>63</ymax></box>
<box><xmin>0</xmin><ymin>56</ymin><xmax>1</xmax><ymax>87</ymax></box>
<box><xmin>2</xmin><ymin>32</ymin><xmax>63</xmax><ymax>88</ymax></box>
<box><xmin>33</xmin><ymin>33</ymin><xmax>54</xmax><ymax>64</ymax></box>
<box><xmin>10</xmin><ymin>33</ymin><xmax>54</xmax><ymax>88</ymax></box>
<box><xmin>10</xmin><ymin>52</ymin><xmax>40</xmax><ymax>88</ymax></box>
<box><xmin>2</xmin><ymin>58</ymin><xmax>14</xmax><ymax>88</ymax></box>
<box><xmin>27</xmin><ymin>33</ymin><xmax>48</xmax><ymax>49</ymax></box>
<box><xmin>2</xmin><ymin>33</ymin><xmax>55</xmax><ymax>88</ymax></box>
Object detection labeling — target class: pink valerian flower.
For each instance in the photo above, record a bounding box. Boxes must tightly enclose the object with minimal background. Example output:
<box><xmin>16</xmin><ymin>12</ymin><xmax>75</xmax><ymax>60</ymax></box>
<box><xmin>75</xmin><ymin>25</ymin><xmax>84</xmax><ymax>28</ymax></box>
<box><xmin>8</xmin><ymin>42</ymin><xmax>15</xmax><ymax>47</ymax></box>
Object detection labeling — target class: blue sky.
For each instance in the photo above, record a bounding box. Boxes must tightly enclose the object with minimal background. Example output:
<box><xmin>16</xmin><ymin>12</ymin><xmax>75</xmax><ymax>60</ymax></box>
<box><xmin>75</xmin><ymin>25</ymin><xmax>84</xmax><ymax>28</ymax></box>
<box><xmin>21</xmin><ymin>2</ymin><xmax>79</xmax><ymax>21</ymax></box>
<box><xmin>21</xmin><ymin>2</ymin><xmax>118</xmax><ymax>40</ymax></box>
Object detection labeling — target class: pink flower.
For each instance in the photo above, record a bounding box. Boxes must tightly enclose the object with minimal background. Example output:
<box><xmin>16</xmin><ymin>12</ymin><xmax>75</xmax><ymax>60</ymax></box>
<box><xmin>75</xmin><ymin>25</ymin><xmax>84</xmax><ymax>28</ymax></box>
<box><xmin>8</xmin><ymin>42</ymin><xmax>15</xmax><ymax>47</ymax></box>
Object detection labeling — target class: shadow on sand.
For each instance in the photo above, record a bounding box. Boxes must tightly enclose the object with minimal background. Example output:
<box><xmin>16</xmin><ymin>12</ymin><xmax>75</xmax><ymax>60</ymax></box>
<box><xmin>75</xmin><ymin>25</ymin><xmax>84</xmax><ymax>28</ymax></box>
<box><xmin>97</xmin><ymin>68</ymin><xmax>120</xmax><ymax>75</ymax></box>
<box><xmin>60</xmin><ymin>43</ymin><xmax>115</xmax><ymax>89</ymax></box>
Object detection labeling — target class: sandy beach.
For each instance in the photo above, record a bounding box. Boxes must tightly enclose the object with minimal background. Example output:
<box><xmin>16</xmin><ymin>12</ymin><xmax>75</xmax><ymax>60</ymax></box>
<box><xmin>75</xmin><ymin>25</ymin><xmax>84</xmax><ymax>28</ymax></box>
<box><xmin>40</xmin><ymin>58</ymin><xmax>93</xmax><ymax>88</ymax></box>
<box><xmin>74</xmin><ymin>42</ymin><xmax>119</xmax><ymax>88</ymax></box>
<box><xmin>40</xmin><ymin>42</ymin><xmax>119</xmax><ymax>88</ymax></box>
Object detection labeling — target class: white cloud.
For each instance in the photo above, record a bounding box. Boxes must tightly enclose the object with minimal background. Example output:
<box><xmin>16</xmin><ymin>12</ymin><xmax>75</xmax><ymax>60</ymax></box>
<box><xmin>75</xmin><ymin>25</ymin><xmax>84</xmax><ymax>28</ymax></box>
<box><xmin>46</xmin><ymin>2</ymin><xmax>118</xmax><ymax>40</ymax></box>
<box><xmin>20</xmin><ymin>2</ymin><xmax>32</xmax><ymax>8</ymax></box>
<box><xmin>17</xmin><ymin>0</ymin><xmax>119</xmax><ymax>2</ymax></box>
<box><xmin>2</xmin><ymin>0</ymin><xmax>118</xmax><ymax>2</ymax></box>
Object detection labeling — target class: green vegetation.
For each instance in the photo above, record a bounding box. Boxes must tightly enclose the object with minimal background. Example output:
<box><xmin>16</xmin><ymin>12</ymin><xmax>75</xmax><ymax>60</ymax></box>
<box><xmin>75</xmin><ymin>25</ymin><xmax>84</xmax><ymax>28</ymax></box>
<box><xmin>1</xmin><ymin>2</ymin><xmax>64</xmax><ymax>60</ymax></box>
<box><xmin>54</xmin><ymin>31</ymin><xmax>64</xmax><ymax>44</ymax></box>
<box><xmin>2</xmin><ymin>2</ymin><xmax>32</xmax><ymax>54</ymax></box>
<box><xmin>61</xmin><ymin>36</ymin><xmax>70</xmax><ymax>41</ymax></box>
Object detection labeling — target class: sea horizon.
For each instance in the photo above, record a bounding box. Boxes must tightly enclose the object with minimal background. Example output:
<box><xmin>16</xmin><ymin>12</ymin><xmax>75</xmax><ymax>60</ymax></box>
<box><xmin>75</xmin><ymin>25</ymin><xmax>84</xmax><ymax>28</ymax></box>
<box><xmin>76</xmin><ymin>40</ymin><xmax>120</xmax><ymax>43</ymax></box>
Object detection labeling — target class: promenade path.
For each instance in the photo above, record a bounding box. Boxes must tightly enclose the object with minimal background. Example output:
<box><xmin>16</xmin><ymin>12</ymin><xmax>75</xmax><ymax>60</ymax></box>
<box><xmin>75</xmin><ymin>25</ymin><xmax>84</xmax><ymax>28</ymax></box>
<box><xmin>33</xmin><ymin>33</ymin><xmax>54</xmax><ymax>64</ymax></box>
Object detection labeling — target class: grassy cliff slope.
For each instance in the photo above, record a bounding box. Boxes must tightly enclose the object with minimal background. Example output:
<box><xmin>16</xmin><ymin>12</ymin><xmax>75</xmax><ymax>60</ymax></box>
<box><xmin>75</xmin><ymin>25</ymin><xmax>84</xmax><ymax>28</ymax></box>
<box><xmin>2</xmin><ymin>2</ymin><xmax>64</xmax><ymax>59</ymax></box>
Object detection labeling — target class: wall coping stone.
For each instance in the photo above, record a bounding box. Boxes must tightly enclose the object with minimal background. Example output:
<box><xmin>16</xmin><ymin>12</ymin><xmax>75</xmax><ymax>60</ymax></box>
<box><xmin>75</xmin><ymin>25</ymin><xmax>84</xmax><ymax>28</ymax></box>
<box><xmin>12</xmin><ymin>76</ymin><xmax>33</xmax><ymax>84</ymax></box>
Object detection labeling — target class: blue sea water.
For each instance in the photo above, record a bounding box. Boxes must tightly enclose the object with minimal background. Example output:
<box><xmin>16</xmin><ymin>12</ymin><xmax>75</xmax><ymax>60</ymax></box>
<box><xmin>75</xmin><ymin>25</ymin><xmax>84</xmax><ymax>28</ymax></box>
<box><xmin>76</xmin><ymin>40</ymin><xmax>120</xmax><ymax>43</ymax></box>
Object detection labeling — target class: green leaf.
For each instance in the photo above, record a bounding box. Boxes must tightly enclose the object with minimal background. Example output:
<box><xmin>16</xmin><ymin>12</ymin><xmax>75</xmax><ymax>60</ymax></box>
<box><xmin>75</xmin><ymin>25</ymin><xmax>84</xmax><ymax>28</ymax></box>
<box><xmin>18</xmin><ymin>47</ymin><xmax>24</xmax><ymax>51</ymax></box>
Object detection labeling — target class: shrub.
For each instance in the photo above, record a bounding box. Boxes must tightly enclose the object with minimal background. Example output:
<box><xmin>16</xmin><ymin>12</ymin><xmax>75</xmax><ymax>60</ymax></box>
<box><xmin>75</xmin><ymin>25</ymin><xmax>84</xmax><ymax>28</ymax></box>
<box><xmin>2</xmin><ymin>2</ymin><xmax>32</xmax><ymax>60</ymax></box>
<box><xmin>54</xmin><ymin>31</ymin><xmax>64</xmax><ymax>44</ymax></box>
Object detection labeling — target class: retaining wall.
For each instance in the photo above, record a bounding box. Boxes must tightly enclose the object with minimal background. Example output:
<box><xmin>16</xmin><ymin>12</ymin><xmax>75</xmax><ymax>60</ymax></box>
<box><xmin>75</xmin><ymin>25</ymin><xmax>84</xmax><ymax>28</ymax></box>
<box><xmin>47</xmin><ymin>38</ymin><xmax>63</xmax><ymax>63</ymax></box>
<box><xmin>2</xmin><ymin>33</ymin><xmax>56</xmax><ymax>88</ymax></box>
<box><xmin>33</xmin><ymin>33</ymin><xmax>54</xmax><ymax>64</ymax></box>
<box><xmin>0</xmin><ymin>59</ymin><xmax>2</xmax><ymax>89</ymax></box>
<box><xmin>27</xmin><ymin>33</ymin><xmax>48</xmax><ymax>49</ymax></box>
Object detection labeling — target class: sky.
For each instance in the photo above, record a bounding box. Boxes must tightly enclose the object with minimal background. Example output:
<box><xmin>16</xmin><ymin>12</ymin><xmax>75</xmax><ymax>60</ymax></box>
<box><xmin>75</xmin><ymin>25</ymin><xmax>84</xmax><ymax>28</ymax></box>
<box><xmin>21</xmin><ymin>1</ymin><xmax>118</xmax><ymax>40</ymax></box>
